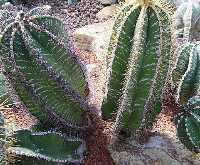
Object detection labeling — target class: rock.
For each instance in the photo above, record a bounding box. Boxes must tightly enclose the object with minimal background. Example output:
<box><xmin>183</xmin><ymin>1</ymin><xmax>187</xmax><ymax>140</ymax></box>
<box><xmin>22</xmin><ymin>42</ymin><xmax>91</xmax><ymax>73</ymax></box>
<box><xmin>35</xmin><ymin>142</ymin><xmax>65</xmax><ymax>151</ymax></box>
<box><xmin>73</xmin><ymin>20</ymin><xmax>114</xmax><ymax>113</ymax></box>
<box><xmin>96</xmin><ymin>5</ymin><xmax>119</xmax><ymax>21</ymax></box>
<box><xmin>110</xmin><ymin>135</ymin><xmax>200</xmax><ymax>165</ymax></box>
<box><xmin>73</xmin><ymin>20</ymin><xmax>114</xmax><ymax>60</ymax></box>
<box><xmin>98</xmin><ymin>0</ymin><xmax>116</xmax><ymax>5</ymax></box>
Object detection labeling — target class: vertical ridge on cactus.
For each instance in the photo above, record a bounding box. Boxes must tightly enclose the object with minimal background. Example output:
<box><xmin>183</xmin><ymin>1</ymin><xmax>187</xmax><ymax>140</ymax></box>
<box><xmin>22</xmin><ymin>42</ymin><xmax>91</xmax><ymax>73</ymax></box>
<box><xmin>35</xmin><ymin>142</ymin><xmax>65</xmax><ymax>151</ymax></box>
<box><xmin>102</xmin><ymin>0</ymin><xmax>172</xmax><ymax>135</ymax></box>
<box><xmin>102</xmin><ymin>4</ymin><xmax>140</xmax><ymax>120</ymax></box>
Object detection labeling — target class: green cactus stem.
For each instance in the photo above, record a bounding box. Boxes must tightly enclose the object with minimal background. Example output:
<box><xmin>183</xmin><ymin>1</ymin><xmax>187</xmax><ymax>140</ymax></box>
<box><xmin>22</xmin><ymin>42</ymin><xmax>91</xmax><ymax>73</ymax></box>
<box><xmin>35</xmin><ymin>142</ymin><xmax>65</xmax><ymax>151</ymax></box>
<box><xmin>175</xmin><ymin>95</ymin><xmax>200</xmax><ymax>153</ymax></box>
<box><xmin>171</xmin><ymin>41</ymin><xmax>200</xmax><ymax>152</ymax></box>
<box><xmin>102</xmin><ymin>0</ymin><xmax>173</xmax><ymax>135</ymax></box>
<box><xmin>0</xmin><ymin>6</ymin><xmax>89</xmax><ymax>131</ymax></box>
<box><xmin>173</xmin><ymin>1</ymin><xmax>200</xmax><ymax>42</ymax></box>
<box><xmin>171</xmin><ymin>42</ymin><xmax>200</xmax><ymax>105</ymax></box>
<box><xmin>7</xmin><ymin>129</ymin><xmax>85</xmax><ymax>164</ymax></box>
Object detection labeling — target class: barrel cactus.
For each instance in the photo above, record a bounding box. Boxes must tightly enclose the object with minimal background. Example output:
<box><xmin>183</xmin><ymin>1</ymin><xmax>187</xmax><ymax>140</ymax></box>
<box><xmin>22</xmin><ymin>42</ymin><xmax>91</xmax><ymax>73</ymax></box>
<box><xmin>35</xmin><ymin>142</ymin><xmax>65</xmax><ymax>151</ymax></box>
<box><xmin>101</xmin><ymin>0</ymin><xmax>173</xmax><ymax>138</ymax></box>
<box><xmin>171</xmin><ymin>42</ymin><xmax>200</xmax><ymax>152</ymax></box>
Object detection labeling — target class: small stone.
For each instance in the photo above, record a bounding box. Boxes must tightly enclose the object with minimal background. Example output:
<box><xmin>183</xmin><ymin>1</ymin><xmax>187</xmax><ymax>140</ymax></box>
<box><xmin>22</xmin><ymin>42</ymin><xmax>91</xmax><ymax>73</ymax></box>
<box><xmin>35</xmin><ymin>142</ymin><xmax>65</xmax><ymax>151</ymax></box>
<box><xmin>98</xmin><ymin>0</ymin><xmax>116</xmax><ymax>5</ymax></box>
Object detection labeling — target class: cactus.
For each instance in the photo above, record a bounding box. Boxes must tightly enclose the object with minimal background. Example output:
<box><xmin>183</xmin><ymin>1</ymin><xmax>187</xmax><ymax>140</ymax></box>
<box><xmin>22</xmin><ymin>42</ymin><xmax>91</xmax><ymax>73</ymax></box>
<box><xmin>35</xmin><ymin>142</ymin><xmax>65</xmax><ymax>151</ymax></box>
<box><xmin>171</xmin><ymin>42</ymin><xmax>200</xmax><ymax>105</ymax></box>
<box><xmin>0</xmin><ymin>0</ymin><xmax>8</xmax><ymax>6</ymax></box>
<box><xmin>0</xmin><ymin>5</ymin><xmax>89</xmax><ymax>163</ymax></box>
<box><xmin>101</xmin><ymin>0</ymin><xmax>173</xmax><ymax>136</ymax></box>
<box><xmin>0</xmin><ymin>5</ymin><xmax>89</xmax><ymax>129</ymax></box>
<box><xmin>8</xmin><ymin>130</ymin><xmax>85</xmax><ymax>164</ymax></box>
<box><xmin>175</xmin><ymin>96</ymin><xmax>200</xmax><ymax>153</ymax></box>
<box><xmin>171</xmin><ymin>42</ymin><xmax>200</xmax><ymax>152</ymax></box>
<box><xmin>0</xmin><ymin>111</ymin><xmax>86</xmax><ymax>164</ymax></box>
<box><xmin>173</xmin><ymin>0</ymin><xmax>200</xmax><ymax>42</ymax></box>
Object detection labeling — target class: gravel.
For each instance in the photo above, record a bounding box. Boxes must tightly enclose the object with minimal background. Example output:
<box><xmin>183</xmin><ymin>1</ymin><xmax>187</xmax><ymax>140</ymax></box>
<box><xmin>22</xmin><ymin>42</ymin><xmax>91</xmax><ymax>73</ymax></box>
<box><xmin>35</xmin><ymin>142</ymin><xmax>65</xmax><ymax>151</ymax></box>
<box><xmin>21</xmin><ymin>0</ymin><xmax>104</xmax><ymax>31</ymax></box>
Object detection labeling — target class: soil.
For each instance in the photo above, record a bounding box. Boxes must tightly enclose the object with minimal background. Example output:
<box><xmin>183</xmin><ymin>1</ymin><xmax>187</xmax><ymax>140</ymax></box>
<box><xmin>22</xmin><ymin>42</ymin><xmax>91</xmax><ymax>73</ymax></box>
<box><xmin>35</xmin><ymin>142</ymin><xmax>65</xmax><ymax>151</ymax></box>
<box><xmin>22</xmin><ymin>0</ymin><xmax>104</xmax><ymax>31</ymax></box>
<box><xmin>84</xmin><ymin>113</ymin><xmax>115</xmax><ymax>165</ymax></box>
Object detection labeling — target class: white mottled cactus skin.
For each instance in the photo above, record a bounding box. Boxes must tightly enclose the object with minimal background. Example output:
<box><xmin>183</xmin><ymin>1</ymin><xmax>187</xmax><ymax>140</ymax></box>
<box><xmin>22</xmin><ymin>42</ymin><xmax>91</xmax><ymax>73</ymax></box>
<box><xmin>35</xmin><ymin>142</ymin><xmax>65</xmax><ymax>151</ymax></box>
<box><xmin>173</xmin><ymin>0</ymin><xmax>200</xmax><ymax>43</ymax></box>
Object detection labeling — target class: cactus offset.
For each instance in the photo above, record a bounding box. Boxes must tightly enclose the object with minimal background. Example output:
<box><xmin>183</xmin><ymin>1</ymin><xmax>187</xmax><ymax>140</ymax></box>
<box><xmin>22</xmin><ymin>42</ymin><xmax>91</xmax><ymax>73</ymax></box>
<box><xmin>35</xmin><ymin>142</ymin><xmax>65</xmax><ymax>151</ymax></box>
<box><xmin>171</xmin><ymin>42</ymin><xmax>200</xmax><ymax>152</ymax></box>
<box><xmin>8</xmin><ymin>130</ymin><xmax>85</xmax><ymax>164</ymax></box>
<box><xmin>102</xmin><ymin>0</ymin><xmax>173</xmax><ymax>136</ymax></box>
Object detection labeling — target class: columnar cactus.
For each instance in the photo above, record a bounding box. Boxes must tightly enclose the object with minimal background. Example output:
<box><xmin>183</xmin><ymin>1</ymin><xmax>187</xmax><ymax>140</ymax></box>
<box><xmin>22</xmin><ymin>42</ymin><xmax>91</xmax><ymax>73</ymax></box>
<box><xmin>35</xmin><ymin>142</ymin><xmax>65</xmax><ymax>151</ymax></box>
<box><xmin>171</xmin><ymin>42</ymin><xmax>200</xmax><ymax>152</ymax></box>
<box><xmin>173</xmin><ymin>0</ymin><xmax>200</xmax><ymax>42</ymax></box>
<box><xmin>102</xmin><ymin>0</ymin><xmax>173</xmax><ymax>136</ymax></box>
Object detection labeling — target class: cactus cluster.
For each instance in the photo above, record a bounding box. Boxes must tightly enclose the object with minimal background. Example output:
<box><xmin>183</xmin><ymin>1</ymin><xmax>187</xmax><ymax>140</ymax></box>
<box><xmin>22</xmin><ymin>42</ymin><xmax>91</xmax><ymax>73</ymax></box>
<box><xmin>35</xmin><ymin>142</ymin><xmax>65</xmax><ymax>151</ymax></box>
<box><xmin>171</xmin><ymin>0</ymin><xmax>200</xmax><ymax>152</ymax></box>
<box><xmin>0</xmin><ymin>0</ymin><xmax>199</xmax><ymax>164</ymax></box>
<box><xmin>171</xmin><ymin>42</ymin><xmax>200</xmax><ymax>152</ymax></box>
<box><xmin>102</xmin><ymin>0</ymin><xmax>172</xmax><ymax>136</ymax></box>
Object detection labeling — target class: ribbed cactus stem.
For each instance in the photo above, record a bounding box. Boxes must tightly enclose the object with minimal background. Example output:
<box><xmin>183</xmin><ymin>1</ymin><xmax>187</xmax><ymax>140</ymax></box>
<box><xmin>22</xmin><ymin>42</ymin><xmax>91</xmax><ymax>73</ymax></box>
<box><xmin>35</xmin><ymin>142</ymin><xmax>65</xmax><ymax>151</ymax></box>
<box><xmin>0</xmin><ymin>6</ymin><xmax>88</xmax><ymax>164</ymax></box>
<box><xmin>0</xmin><ymin>6</ymin><xmax>89</xmax><ymax>131</ymax></box>
<box><xmin>114</xmin><ymin>6</ymin><xmax>148</xmax><ymax>131</ymax></box>
<box><xmin>172</xmin><ymin>42</ymin><xmax>200</xmax><ymax>152</ymax></box>
<box><xmin>102</xmin><ymin>0</ymin><xmax>173</xmax><ymax>137</ymax></box>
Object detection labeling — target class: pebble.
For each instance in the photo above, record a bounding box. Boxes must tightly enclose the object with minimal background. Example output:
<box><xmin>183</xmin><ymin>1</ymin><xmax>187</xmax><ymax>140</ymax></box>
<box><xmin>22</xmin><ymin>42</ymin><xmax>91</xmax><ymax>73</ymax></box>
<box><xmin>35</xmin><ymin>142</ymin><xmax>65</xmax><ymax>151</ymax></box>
<box><xmin>22</xmin><ymin>0</ymin><xmax>104</xmax><ymax>31</ymax></box>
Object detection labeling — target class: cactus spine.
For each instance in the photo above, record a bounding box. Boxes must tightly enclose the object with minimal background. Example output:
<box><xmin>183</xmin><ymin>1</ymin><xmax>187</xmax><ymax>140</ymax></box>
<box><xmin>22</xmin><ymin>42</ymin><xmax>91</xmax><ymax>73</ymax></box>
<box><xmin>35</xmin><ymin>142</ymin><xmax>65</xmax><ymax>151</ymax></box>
<box><xmin>102</xmin><ymin>0</ymin><xmax>173</xmax><ymax>135</ymax></box>
<box><xmin>172</xmin><ymin>42</ymin><xmax>200</xmax><ymax>152</ymax></box>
